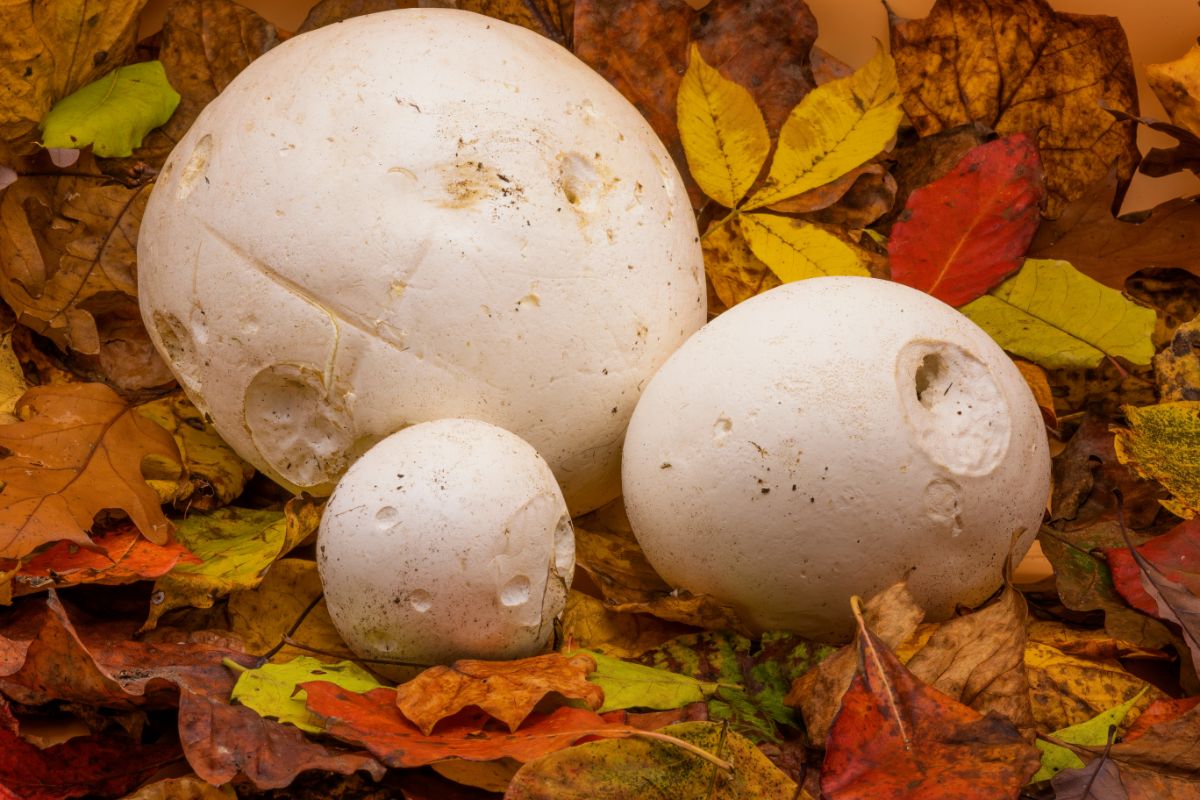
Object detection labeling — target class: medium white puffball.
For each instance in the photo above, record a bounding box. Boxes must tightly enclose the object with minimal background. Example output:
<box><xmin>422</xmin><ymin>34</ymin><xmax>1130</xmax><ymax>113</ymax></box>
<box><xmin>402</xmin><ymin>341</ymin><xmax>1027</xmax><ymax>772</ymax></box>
<box><xmin>622</xmin><ymin>277</ymin><xmax>1050</xmax><ymax>641</ymax></box>
<box><xmin>137</xmin><ymin>8</ymin><xmax>705</xmax><ymax>515</ymax></box>
<box><xmin>317</xmin><ymin>418</ymin><xmax>574</xmax><ymax>665</ymax></box>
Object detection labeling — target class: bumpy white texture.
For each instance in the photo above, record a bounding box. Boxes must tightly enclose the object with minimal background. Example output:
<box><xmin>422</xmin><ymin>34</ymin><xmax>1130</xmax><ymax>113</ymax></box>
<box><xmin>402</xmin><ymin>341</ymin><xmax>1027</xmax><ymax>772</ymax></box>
<box><xmin>137</xmin><ymin>8</ymin><xmax>705</xmax><ymax>514</ymax></box>
<box><xmin>317</xmin><ymin>418</ymin><xmax>574</xmax><ymax>665</ymax></box>
<box><xmin>622</xmin><ymin>277</ymin><xmax>1051</xmax><ymax>641</ymax></box>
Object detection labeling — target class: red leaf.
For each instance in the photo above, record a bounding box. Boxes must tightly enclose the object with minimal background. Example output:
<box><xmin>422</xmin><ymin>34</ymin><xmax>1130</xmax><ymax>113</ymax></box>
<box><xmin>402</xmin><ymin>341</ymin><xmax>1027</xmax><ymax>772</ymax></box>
<box><xmin>303</xmin><ymin>683</ymin><xmax>647</xmax><ymax>768</ymax></box>
<box><xmin>888</xmin><ymin>134</ymin><xmax>1046</xmax><ymax>306</ymax></box>
<box><xmin>1106</xmin><ymin>518</ymin><xmax>1200</xmax><ymax>616</ymax></box>
<box><xmin>1124</xmin><ymin>696</ymin><xmax>1200</xmax><ymax>741</ymax></box>
<box><xmin>0</xmin><ymin>697</ymin><xmax>181</xmax><ymax>800</ymax></box>
<box><xmin>820</xmin><ymin>623</ymin><xmax>1040</xmax><ymax>799</ymax></box>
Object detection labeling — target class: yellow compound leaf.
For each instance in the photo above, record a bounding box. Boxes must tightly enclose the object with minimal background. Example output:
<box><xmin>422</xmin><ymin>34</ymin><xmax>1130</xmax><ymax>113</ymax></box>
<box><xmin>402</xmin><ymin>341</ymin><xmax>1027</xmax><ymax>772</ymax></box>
<box><xmin>746</xmin><ymin>42</ymin><xmax>902</xmax><ymax>209</ymax></box>
<box><xmin>737</xmin><ymin>213</ymin><xmax>869</xmax><ymax>283</ymax></box>
<box><xmin>1147</xmin><ymin>43</ymin><xmax>1200</xmax><ymax>138</ymax></box>
<box><xmin>701</xmin><ymin>218</ymin><xmax>781</xmax><ymax>310</ymax></box>
<box><xmin>1114</xmin><ymin>402</ymin><xmax>1200</xmax><ymax>519</ymax></box>
<box><xmin>677</xmin><ymin>44</ymin><xmax>769</xmax><ymax>209</ymax></box>
<box><xmin>960</xmin><ymin>259</ymin><xmax>1156</xmax><ymax>370</ymax></box>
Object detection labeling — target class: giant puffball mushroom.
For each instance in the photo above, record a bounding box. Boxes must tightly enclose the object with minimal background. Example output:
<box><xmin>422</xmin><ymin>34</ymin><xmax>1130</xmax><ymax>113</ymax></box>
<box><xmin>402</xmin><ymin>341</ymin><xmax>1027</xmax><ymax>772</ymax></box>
<box><xmin>317</xmin><ymin>418</ymin><xmax>574</xmax><ymax>666</ymax></box>
<box><xmin>137</xmin><ymin>8</ymin><xmax>705</xmax><ymax>515</ymax></box>
<box><xmin>622</xmin><ymin>277</ymin><xmax>1051</xmax><ymax>641</ymax></box>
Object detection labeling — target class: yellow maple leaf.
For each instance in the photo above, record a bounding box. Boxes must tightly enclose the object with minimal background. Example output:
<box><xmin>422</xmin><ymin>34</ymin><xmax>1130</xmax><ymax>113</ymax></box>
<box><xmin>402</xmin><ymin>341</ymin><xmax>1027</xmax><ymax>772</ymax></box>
<box><xmin>960</xmin><ymin>259</ymin><xmax>1156</xmax><ymax>370</ymax></box>
<box><xmin>1113</xmin><ymin>402</ymin><xmax>1200</xmax><ymax>519</ymax></box>
<box><xmin>737</xmin><ymin>213</ymin><xmax>869</xmax><ymax>283</ymax></box>
<box><xmin>676</xmin><ymin>44</ymin><xmax>769</xmax><ymax>209</ymax></box>
<box><xmin>746</xmin><ymin>42</ymin><xmax>902</xmax><ymax>209</ymax></box>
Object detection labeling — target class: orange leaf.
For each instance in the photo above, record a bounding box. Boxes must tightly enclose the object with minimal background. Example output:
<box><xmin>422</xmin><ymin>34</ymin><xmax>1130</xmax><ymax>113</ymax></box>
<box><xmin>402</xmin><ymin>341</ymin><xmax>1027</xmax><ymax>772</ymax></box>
<box><xmin>0</xmin><ymin>384</ymin><xmax>179</xmax><ymax>560</ymax></box>
<box><xmin>305</xmin><ymin>683</ymin><xmax>643</xmax><ymax>768</ymax></box>
<box><xmin>820</xmin><ymin>616</ymin><xmax>1040</xmax><ymax>799</ymax></box>
<box><xmin>394</xmin><ymin>652</ymin><xmax>603</xmax><ymax>735</ymax></box>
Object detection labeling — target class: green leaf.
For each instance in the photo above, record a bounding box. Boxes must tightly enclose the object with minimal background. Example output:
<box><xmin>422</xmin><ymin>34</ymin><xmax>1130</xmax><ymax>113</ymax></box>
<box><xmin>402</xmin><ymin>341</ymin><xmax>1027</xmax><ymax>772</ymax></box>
<box><xmin>230</xmin><ymin>656</ymin><xmax>383</xmax><ymax>733</ymax></box>
<box><xmin>677</xmin><ymin>44</ymin><xmax>770</xmax><ymax>209</ymax></box>
<box><xmin>40</xmin><ymin>61</ymin><xmax>181</xmax><ymax>157</ymax></box>
<box><xmin>745</xmin><ymin>42</ymin><xmax>902</xmax><ymax>209</ymax></box>
<box><xmin>960</xmin><ymin>258</ymin><xmax>1156</xmax><ymax>369</ymax></box>
<box><xmin>582</xmin><ymin>650</ymin><xmax>720</xmax><ymax>713</ymax></box>
<box><xmin>738</xmin><ymin>212</ymin><xmax>870</xmax><ymax>283</ymax></box>
<box><xmin>1030</xmin><ymin>687</ymin><xmax>1146</xmax><ymax>783</ymax></box>
<box><xmin>1115</xmin><ymin>402</ymin><xmax>1200</xmax><ymax>519</ymax></box>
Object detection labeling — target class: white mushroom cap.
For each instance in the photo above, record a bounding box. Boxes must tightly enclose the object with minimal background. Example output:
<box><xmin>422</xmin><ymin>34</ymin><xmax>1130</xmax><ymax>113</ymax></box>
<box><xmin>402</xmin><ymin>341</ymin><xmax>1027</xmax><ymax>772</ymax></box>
<box><xmin>137</xmin><ymin>8</ymin><xmax>705</xmax><ymax>514</ymax></box>
<box><xmin>622</xmin><ymin>277</ymin><xmax>1050</xmax><ymax>641</ymax></box>
<box><xmin>317</xmin><ymin>418</ymin><xmax>574</xmax><ymax>665</ymax></box>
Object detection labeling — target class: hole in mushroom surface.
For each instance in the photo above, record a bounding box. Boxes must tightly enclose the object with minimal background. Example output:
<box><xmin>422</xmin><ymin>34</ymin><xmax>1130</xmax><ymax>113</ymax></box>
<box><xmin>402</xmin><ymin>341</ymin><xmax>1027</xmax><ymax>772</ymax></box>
<box><xmin>176</xmin><ymin>133</ymin><xmax>214</xmax><ymax>201</ymax></box>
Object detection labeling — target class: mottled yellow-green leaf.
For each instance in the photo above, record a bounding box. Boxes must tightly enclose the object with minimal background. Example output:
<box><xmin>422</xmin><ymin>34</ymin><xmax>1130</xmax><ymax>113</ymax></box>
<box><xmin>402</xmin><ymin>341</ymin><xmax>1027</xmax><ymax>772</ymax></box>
<box><xmin>143</xmin><ymin>496</ymin><xmax>319</xmax><ymax>630</ymax></box>
<box><xmin>737</xmin><ymin>213</ymin><xmax>869</xmax><ymax>283</ymax></box>
<box><xmin>960</xmin><ymin>259</ymin><xmax>1156</xmax><ymax>370</ymax></box>
<box><xmin>747</xmin><ymin>42</ymin><xmax>902</xmax><ymax>209</ymax></box>
<box><xmin>1025</xmin><ymin>641</ymin><xmax>1160</xmax><ymax>732</ymax></box>
<box><xmin>677</xmin><ymin>44</ymin><xmax>769</xmax><ymax>209</ymax></box>
<box><xmin>230</xmin><ymin>655</ymin><xmax>383</xmax><ymax>733</ymax></box>
<box><xmin>1114</xmin><ymin>402</ymin><xmax>1200</xmax><ymax>518</ymax></box>
<box><xmin>1031</xmin><ymin>687</ymin><xmax>1146</xmax><ymax>784</ymax></box>
<box><xmin>40</xmin><ymin>61</ymin><xmax>180</xmax><ymax>157</ymax></box>
<box><xmin>579</xmin><ymin>649</ymin><xmax>720</xmax><ymax>713</ymax></box>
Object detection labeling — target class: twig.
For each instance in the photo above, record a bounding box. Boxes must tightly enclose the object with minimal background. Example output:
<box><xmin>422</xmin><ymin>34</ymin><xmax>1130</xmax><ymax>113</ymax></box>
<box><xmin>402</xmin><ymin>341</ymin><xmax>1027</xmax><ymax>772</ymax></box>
<box><xmin>280</xmin><ymin>635</ymin><xmax>432</xmax><ymax>669</ymax></box>
<box><xmin>261</xmin><ymin>592</ymin><xmax>325</xmax><ymax>661</ymax></box>
<box><xmin>706</xmin><ymin>720</ymin><xmax>730</xmax><ymax>800</ymax></box>
<box><xmin>624</xmin><ymin>729</ymin><xmax>733</xmax><ymax>771</ymax></box>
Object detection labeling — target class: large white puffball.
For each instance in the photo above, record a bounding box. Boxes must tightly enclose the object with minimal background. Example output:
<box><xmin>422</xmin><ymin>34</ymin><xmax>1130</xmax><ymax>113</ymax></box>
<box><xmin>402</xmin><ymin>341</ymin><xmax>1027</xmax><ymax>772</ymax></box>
<box><xmin>137</xmin><ymin>8</ymin><xmax>705</xmax><ymax>515</ymax></box>
<box><xmin>317</xmin><ymin>418</ymin><xmax>573</xmax><ymax>665</ymax></box>
<box><xmin>622</xmin><ymin>277</ymin><xmax>1050</xmax><ymax>641</ymax></box>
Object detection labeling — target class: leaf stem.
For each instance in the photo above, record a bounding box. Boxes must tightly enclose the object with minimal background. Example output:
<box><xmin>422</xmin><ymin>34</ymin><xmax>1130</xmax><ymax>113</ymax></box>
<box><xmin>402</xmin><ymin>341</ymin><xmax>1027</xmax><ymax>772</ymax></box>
<box><xmin>626</xmin><ymin>729</ymin><xmax>733</xmax><ymax>771</ymax></box>
<box><xmin>699</xmin><ymin>209</ymin><xmax>740</xmax><ymax>242</ymax></box>
<box><xmin>221</xmin><ymin>657</ymin><xmax>248</xmax><ymax>674</ymax></box>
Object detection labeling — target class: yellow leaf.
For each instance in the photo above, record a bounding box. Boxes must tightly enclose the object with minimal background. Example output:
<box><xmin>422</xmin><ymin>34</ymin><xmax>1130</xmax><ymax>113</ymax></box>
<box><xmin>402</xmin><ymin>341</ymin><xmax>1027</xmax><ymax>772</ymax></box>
<box><xmin>560</xmin><ymin>591</ymin><xmax>688</xmax><ymax>659</ymax></box>
<box><xmin>1114</xmin><ymin>402</ymin><xmax>1200</xmax><ymax>518</ymax></box>
<box><xmin>1024</xmin><ymin>641</ymin><xmax>1160</xmax><ymax>732</ymax></box>
<box><xmin>1147</xmin><ymin>43</ymin><xmax>1200</xmax><ymax>138</ymax></box>
<box><xmin>0</xmin><ymin>332</ymin><xmax>29</xmax><ymax>425</ymax></box>
<box><xmin>745</xmin><ymin>42</ymin><xmax>902</xmax><ymax>209</ymax></box>
<box><xmin>737</xmin><ymin>213</ymin><xmax>870</xmax><ymax>283</ymax></box>
<box><xmin>702</xmin><ymin>220</ymin><xmax>781</xmax><ymax>310</ymax></box>
<box><xmin>677</xmin><ymin>44</ymin><xmax>769</xmax><ymax>209</ymax></box>
<box><xmin>960</xmin><ymin>259</ymin><xmax>1156</xmax><ymax>370</ymax></box>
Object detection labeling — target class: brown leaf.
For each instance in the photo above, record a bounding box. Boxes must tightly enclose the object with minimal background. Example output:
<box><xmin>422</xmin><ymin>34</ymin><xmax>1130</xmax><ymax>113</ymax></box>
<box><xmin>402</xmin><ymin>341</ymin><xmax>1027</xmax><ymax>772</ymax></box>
<box><xmin>1078</xmin><ymin>700</ymin><xmax>1200</xmax><ymax>798</ymax></box>
<box><xmin>820</xmin><ymin>619</ymin><xmax>1040</xmax><ymax>799</ymax></box>
<box><xmin>904</xmin><ymin>586</ymin><xmax>1035</xmax><ymax>738</ymax></box>
<box><xmin>0</xmin><ymin>0</ymin><xmax>144</xmax><ymax>153</ymax></box>
<box><xmin>1124</xmin><ymin>696</ymin><xmax>1200</xmax><ymax>741</ymax></box>
<box><xmin>877</xmin><ymin>123</ymin><xmax>991</xmax><ymax>234</ymax></box>
<box><xmin>890</xmin><ymin>0</ymin><xmax>1138</xmax><ymax>217</ymax></box>
<box><xmin>1024</xmin><ymin>640</ymin><xmax>1162</xmax><ymax>732</ymax></box>
<box><xmin>1049</xmin><ymin>414</ymin><xmax>1164</xmax><ymax>529</ymax></box>
<box><xmin>1013</xmin><ymin>359</ymin><xmax>1058</xmax><ymax>429</ymax></box>
<box><xmin>458</xmin><ymin>0</ymin><xmax>572</xmax><ymax>47</ymax></box>
<box><xmin>1051</xmin><ymin>756</ymin><xmax>1129</xmax><ymax>800</ymax></box>
<box><xmin>1158</xmin><ymin>316</ymin><xmax>1200</xmax><ymax>402</ymax></box>
<box><xmin>0</xmin><ymin>383</ymin><xmax>179</xmax><ymax>559</ymax></box>
<box><xmin>1026</xmin><ymin>620</ymin><xmax>1171</xmax><ymax>662</ymax></box>
<box><xmin>559</xmin><ymin>591</ymin><xmax>691</xmax><ymax>659</ymax></box>
<box><xmin>573</xmin><ymin>0</ymin><xmax>816</xmax><ymax>207</ymax></box>
<box><xmin>1029</xmin><ymin>171</ymin><xmax>1200</xmax><ymax>290</ymax></box>
<box><xmin>394</xmin><ymin>652</ymin><xmax>603</xmax><ymax>735</ymax></box>
<box><xmin>121</xmin><ymin>776</ymin><xmax>236</xmax><ymax>800</ymax></box>
<box><xmin>178</xmin><ymin>689</ymin><xmax>384</xmax><ymax>790</ymax></box>
<box><xmin>785</xmin><ymin>582</ymin><xmax>924</xmax><ymax>743</ymax></box>
<box><xmin>701</xmin><ymin>219</ymin><xmax>780</xmax><ymax>310</ymax></box>
<box><xmin>798</xmin><ymin>166</ymin><xmax>897</xmax><ymax>230</ymax></box>
<box><xmin>298</xmin><ymin>0</ymin><xmax>415</xmax><ymax>33</ymax></box>
<box><xmin>1147</xmin><ymin>43</ymin><xmax>1200</xmax><ymax>138</ymax></box>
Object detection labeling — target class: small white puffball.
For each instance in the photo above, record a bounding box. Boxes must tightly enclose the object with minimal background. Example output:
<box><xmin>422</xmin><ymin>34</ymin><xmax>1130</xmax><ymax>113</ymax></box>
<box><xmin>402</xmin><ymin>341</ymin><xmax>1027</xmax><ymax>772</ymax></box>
<box><xmin>317</xmin><ymin>418</ymin><xmax>574</xmax><ymax>665</ymax></box>
<box><xmin>622</xmin><ymin>277</ymin><xmax>1050</xmax><ymax>641</ymax></box>
<box><xmin>136</xmin><ymin>8</ymin><xmax>705</xmax><ymax>515</ymax></box>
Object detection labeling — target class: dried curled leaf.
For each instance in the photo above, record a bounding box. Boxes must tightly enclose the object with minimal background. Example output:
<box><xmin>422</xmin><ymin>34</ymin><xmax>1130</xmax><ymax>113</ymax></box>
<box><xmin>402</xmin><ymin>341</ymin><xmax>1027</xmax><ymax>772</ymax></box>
<box><xmin>0</xmin><ymin>383</ymin><xmax>178</xmax><ymax>560</ymax></box>
<box><xmin>890</xmin><ymin>0</ymin><xmax>1138</xmax><ymax>216</ymax></box>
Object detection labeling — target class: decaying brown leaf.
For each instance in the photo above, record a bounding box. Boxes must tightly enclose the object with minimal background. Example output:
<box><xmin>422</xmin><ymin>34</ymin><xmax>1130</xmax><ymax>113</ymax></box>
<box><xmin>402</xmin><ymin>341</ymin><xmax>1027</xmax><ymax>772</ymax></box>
<box><xmin>891</xmin><ymin>0</ymin><xmax>1138</xmax><ymax>216</ymax></box>
<box><xmin>394</xmin><ymin>652</ymin><xmax>603</xmax><ymax>735</ymax></box>
<box><xmin>1024</xmin><ymin>640</ymin><xmax>1162</xmax><ymax>732</ymax></box>
<box><xmin>559</xmin><ymin>591</ymin><xmax>691</xmax><ymax>659</ymax></box>
<box><xmin>701</xmin><ymin>220</ymin><xmax>781</xmax><ymax>310</ymax></box>
<box><xmin>458</xmin><ymin>0</ymin><xmax>572</xmax><ymax>47</ymax></box>
<box><xmin>1049</xmin><ymin>414</ymin><xmax>1164</xmax><ymax>529</ymax></box>
<box><xmin>1158</xmin><ymin>316</ymin><xmax>1200</xmax><ymax>402</ymax></box>
<box><xmin>877</xmin><ymin>123</ymin><xmax>991</xmax><ymax>233</ymax></box>
<box><xmin>298</xmin><ymin>0</ymin><xmax>415</xmax><ymax>34</ymax></box>
<box><xmin>1074</xmin><ymin>700</ymin><xmax>1200</xmax><ymax>798</ymax></box>
<box><xmin>0</xmin><ymin>383</ymin><xmax>179</xmax><ymax>560</ymax></box>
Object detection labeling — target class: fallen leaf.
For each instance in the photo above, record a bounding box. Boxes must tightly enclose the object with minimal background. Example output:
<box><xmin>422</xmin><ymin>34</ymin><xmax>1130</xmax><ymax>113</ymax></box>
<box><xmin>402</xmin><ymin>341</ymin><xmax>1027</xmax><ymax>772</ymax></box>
<box><xmin>120</xmin><ymin>776</ymin><xmax>236</xmax><ymax>800</ymax></box>
<box><xmin>12</xmin><ymin>522</ymin><xmax>196</xmax><ymax>597</ymax></box>
<box><xmin>39</xmin><ymin>61</ymin><xmax>180</xmax><ymax>157</ymax></box>
<box><xmin>143</xmin><ymin>498</ymin><xmax>317</xmax><ymax>630</ymax></box>
<box><xmin>573</xmin><ymin>0</ymin><xmax>817</xmax><ymax>206</ymax></box>
<box><xmin>1157</xmin><ymin>317</ymin><xmax>1200</xmax><ymax>402</ymax></box>
<box><xmin>737</xmin><ymin>214</ymin><xmax>870</xmax><ymax>283</ymax></box>
<box><xmin>1075</xmin><ymin>700</ymin><xmax>1200</xmax><ymax>799</ymax></box>
<box><xmin>1024</xmin><ymin>640</ymin><xmax>1161</xmax><ymax>732</ymax></box>
<box><xmin>786</xmin><ymin>582</ymin><xmax>924</xmax><ymax>743</ymax></box>
<box><xmin>890</xmin><ymin>0</ymin><xmax>1138</xmax><ymax>216</ymax></box>
<box><xmin>877</xmin><ymin>122</ymin><xmax>992</xmax><ymax>234</ymax></box>
<box><xmin>1147</xmin><ymin>43</ymin><xmax>1200</xmax><ymax>138</ymax></box>
<box><xmin>642</xmin><ymin>629</ymin><xmax>834</xmax><ymax>742</ymax></box>
<box><xmin>1028</xmin><ymin>172</ymin><xmax>1200</xmax><ymax>291</ymax></box>
<box><xmin>394</xmin><ymin>652</ymin><xmax>602</xmax><ymax>735</ymax></box>
<box><xmin>960</xmin><ymin>259</ymin><xmax>1156</xmax><ymax>370</ymax></box>
<box><xmin>700</xmin><ymin>218</ymin><xmax>780</xmax><ymax>310</ymax></box>
<box><xmin>431</xmin><ymin>758</ymin><xmax>521</xmax><ymax>793</ymax></box>
<box><xmin>581</xmin><ymin>649</ymin><xmax>719</xmax><ymax>714</ymax></box>
<box><xmin>1026</xmin><ymin>620</ymin><xmax>1170</xmax><ymax>662</ymax></box>
<box><xmin>230</xmin><ymin>656</ymin><xmax>383</xmax><ymax>733</ymax></box>
<box><xmin>0</xmin><ymin>0</ymin><xmax>145</xmax><ymax>153</ymax></box>
<box><xmin>178</xmin><ymin>688</ymin><xmax>384</xmax><ymax>790</ymax></box>
<box><xmin>799</xmin><ymin>166</ymin><xmax>897</xmax><ymax>229</ymax></box>
<box><xmin>0</xmin><ymin>333</ymin><xmax>29</xmax><ymax>425</ymax></box>
<box><xmin>1123</xmin><ymin>696</ymin><xmax>1200</xmax><ymax>740</ymax></box>
<box><xmin>1106</xmin><ymin>518</ymin><xmax>1200</xmax><ymax>617</ymax></box>
<box><xmin>305</xmin><ymin>683</ymin><xmax>650</xmax><ymax>768</ymax></box>
<box><xmin>1014</xmin><ymin>359</ymin><xmax>1058</xmax><ymax>428</ymax></box>
<box><xmin>505</xmin><ymin>721</ymin><xmax>800</xmax><ymax>799</ymax></box>
<box><xmin>1115</xmin><ymin>402</ymin><xmax>1200</xmax><ymax>518</ymax></box>
<box><xmin>820</xmin><ymin>615</ymin><xmax>1040</xmax><ymax>799</ymax></box>
<box><xmin>1051</xmin><ymin>756</ymin><xmax>1129</xmax><ymax>800</ymax></box>
<box><xmin>226</xmin><ymin>558</ymin><xmax>354</xmax><ymax>664</ymax></box>
<box><xmin>558</xmin><ymin>591</ymin><xmax>690</xmax><ymax>658</ymax></box>
<box><xmin>744</xmin><ymin>42</ymin><xmax>902</xmax><ymax>209</ymax></box>
<box><xmin>0</xmin><ymin>383</ymin><xmax>178</xmax><ymax>559</ymax></box>
<box><xmin>297</xmin><ymin>0</ymin><xmax>415</xmax><ymax>34</ymax></box>
<box><xmin>459</xmin><ymin>0</ymin><xmax>571</xmax><ymax>46</ymax></box>
<box><xmin>1031</xmin><ymin>687</ymin><xmax>1146</xmax><ymax>782</ymax></box>
<box><xmin>888</xmin><ymin>134</ymin><xmax>1046</xmax><ymax>306</ymax></box>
